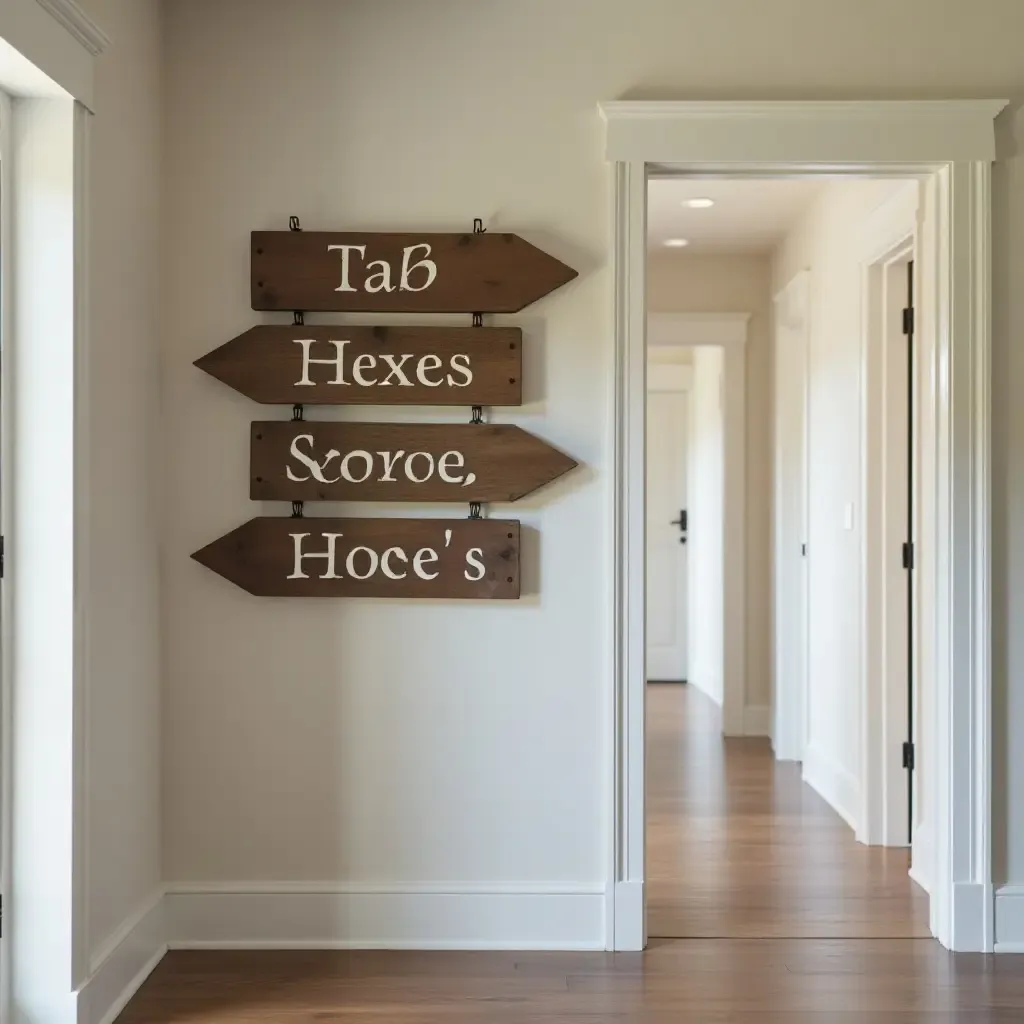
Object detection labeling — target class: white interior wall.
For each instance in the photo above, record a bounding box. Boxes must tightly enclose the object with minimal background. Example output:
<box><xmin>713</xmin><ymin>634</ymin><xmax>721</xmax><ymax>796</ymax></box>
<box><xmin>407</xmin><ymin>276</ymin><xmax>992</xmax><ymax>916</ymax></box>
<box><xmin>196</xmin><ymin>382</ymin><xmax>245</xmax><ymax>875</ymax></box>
<box><xmin>687</xmin><ymin>347</ymin><xmax>725</xmax><ymax>704</ymax></box>
<box><xmin>79</xmin><ymin>0</ymin><xmax>164</xmax><ymax>965</ymax></box>
<box><xmin>152</xmin><ymin>0</ymin><xmax>1024</xmax><ymax>948</ymax></box>
<box><xmin>648</xmin><ymin>253</ymin><xmax>772</xmax><ymax>714</ymax></box>
<box><xmin>772</xmin><ymin>179</ymin><xmax>911</xmax><ymax>829</ymax></box>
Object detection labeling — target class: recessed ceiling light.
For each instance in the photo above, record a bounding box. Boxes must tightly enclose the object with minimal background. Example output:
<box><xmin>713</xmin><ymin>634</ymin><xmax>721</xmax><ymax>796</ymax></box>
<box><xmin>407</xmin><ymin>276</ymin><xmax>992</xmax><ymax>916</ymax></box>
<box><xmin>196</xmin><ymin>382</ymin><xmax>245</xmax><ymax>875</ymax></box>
<box><xmin>664</xmin><ymin>238</ymin><xmax>689</xmax><ymax>247</ymax></box>
<box><xmin>685</xmin><ymin>198</ymin><xmax>715</xmax><ymax>209</ymax></box>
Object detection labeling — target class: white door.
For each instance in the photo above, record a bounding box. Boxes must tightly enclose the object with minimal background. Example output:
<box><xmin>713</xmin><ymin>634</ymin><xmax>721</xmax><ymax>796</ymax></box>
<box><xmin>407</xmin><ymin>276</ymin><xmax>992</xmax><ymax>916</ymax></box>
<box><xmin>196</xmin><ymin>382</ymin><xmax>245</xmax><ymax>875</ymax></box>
<box><xmin>773</xmin><ymin>273</ymin><xmax>810</xmax><ymax>761</ymax></box>
<box><xmin>646</xmin><ymin>361</ymin><xmax>691</xmax><ymax>681</ymax></box>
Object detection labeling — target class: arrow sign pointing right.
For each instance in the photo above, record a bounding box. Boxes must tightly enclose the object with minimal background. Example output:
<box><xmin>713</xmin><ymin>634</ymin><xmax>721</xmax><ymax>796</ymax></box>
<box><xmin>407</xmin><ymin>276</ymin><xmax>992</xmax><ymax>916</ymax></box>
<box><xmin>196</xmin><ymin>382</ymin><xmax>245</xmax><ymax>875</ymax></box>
<box><xmin>250</xmin><ymin>422</ymin><xmax>578</xmax><ymax>503</ymax></box>
<box><xmin>251</xmin><ymin>231</ymin><xmax>578</xmax><ymax>313</ymax></box>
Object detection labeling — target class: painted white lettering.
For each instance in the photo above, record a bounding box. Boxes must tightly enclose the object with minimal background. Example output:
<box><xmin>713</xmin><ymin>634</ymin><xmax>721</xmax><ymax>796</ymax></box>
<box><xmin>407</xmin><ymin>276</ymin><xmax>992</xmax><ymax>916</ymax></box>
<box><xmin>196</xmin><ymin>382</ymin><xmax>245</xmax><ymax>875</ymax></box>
<box><xmin>294</xmin><ymin>339</ymin><xmax>348</xmax><ymax>387</ymax></box>
<box><xmin>364</xmin><ymin>259</ymin><xmax>394</xmax><ymax>293</ymax></box>
<box><xmin>327</xmin><ymin>244</ymin><xmax>366</xmax><ymax>292</ymax></box>
<box><xmin>417</xmin><ymin>354</ymin><xmax>443</xmax><ymax>387</ymax></box>
<box><xmin>413</xmin><ymin>547</ymin><xmax>440</xmax><ymax>580</ymax></box>
<box><xmin>438</xmin><ymin>450</ymin><xmax>466</xmax><ymax>485</ymax></box>
<box><xmin>340</xmin><ymin>450</ymin><xmax>373</xmax><ymax>484</ymax></box>
<box><xmin>464</xmin><ymin>548</ymin><xmax>486</xmax><ymax>581</ymax></box>
<box><xmin>288</xmin><ymin>532</ymin><xmax>344</xmax><ymax>579</ymax></box>
<box><xmin>345</xmin><ymin>545</ymin><xmax>379</xmax><ymax>580</ymax></box>
<box><xmin>399</xmin><ymin>243</ymin><xmax>437</xmax><ymax>292</ymax></box>
<box><xmin>377</xmin><ymin>449</ymin><xmax>406</xmax><ymax>482</ymax></box>
<box><xmin>381</xmin><ymin>546</ymin><xmax>408</xmax><ymax>580</ymax></box>
<box><xmin>446</xmin><ymin>353</ymin><xmax>473</xmax><ymax>387</ymax></box>
<box><xmin>352</xmin><ymin>352</ymin><xmax>378</xmax><ymax>386</ymax></box>
<box><xmin>379</xmin><ymin>353</ymin><xmax>414</xmax><ymax>387</ymax></box>
<box><xmin>405</xmin><ymin>451</ymin><xmax>435</xmax><ymax>484</ymax></box>
<box><xmin>287</xmin><ymin>434</ymin><xmax>341</xmax><ymax>484</ymax></box>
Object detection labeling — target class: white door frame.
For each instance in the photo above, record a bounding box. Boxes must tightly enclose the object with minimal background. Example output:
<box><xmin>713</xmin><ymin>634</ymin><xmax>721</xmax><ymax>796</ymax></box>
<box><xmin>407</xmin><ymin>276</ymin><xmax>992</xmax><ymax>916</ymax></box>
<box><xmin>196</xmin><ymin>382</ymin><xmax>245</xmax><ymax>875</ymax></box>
<box><xmin>601</xmin><ymin>100</ymin><xmax>1005</xmax><ymax>954</ymax></box>
<box><xmin>648</xmin><ymin>314</ymin><xmax>748</xmax><ymax>733</ymax></box>
<box><xmin>771</xmin><ymin>271</ymin><xmax>810</xmax><ymax>763</ymax></box>
<box><xmin>858</xmin><ymin>182</ymin><xmax>919</xmax><ymax>853</ymax></box>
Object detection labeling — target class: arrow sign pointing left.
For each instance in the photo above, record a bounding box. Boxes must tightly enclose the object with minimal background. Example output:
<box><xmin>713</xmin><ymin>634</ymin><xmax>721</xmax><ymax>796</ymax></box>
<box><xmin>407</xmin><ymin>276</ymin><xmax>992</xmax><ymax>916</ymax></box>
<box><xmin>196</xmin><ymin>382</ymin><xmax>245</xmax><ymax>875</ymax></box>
<box><xmin>192</xmin><ymin>517</ymin><xmax>520</xmax><ymax>599</ymax></box>
<box><xmin>250</xmin><ymin>421</ymin><xmax>578</xmax><ymax>503</ymax></box>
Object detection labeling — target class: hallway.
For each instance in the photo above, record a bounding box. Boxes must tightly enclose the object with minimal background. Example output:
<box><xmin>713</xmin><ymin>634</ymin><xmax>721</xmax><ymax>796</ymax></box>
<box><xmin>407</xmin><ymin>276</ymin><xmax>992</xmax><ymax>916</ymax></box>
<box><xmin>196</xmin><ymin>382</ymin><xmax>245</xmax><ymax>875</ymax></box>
<box><xmin>647</xmin><ymin>681</ymin><xmax>930</xmax><ymax>938</ymax></box>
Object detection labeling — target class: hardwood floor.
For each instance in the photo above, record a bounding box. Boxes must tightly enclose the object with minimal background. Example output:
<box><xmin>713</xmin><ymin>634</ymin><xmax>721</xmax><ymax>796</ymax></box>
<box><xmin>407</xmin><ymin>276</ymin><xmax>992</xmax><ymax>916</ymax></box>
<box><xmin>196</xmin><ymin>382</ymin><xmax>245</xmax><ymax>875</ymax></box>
<box><xmin>116</xmin><ymin>683</ymin><xmax>1021</xmax><ymax>1022</ymax></box>
<box><xmin>647</xmin><ymin>681</ymin><xmax>931</xmax><ymax>938</ymax></box>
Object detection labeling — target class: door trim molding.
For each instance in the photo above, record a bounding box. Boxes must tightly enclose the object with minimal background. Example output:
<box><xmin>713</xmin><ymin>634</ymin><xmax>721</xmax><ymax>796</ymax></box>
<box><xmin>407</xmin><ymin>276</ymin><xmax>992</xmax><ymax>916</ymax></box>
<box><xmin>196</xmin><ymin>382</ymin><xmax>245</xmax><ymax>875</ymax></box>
<box><xmin>771</xmin><ymin>270</ymin><xmax>810</xmax><ymax>763</ymax></box>
<box><xmin>601</xmin><ymin>99</ymin><xmax>1006</xmax><ymax>953</ymax></box>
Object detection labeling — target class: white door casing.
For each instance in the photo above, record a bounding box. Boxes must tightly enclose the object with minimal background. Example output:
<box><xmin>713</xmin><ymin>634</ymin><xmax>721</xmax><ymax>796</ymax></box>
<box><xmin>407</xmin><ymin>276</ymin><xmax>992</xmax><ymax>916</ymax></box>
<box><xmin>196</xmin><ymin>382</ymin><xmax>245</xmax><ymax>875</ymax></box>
<box><xmin>646</xmin><ymin>360</ymin><xmax>691</xmax><ymax>682</ymax></box>
<box><xmin>773</xmin><ymin>271</ymin><xmax>810</xmax><ymax>763</ymax></box>
<box><xmin>602</xmin><ymin>100</ymin><xmax>1005</xmax><ymax>954</ymax></box>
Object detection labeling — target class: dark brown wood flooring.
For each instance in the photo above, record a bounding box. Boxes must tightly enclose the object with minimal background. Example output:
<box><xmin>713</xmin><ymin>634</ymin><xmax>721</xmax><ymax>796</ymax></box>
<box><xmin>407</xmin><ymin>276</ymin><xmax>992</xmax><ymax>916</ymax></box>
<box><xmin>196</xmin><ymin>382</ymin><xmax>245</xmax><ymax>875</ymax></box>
<box><xmin>647</xmin><ymin>681</ymin><xmax>930</xmax><ymax>938</ymax></box>
<box><xmin>116</xmin><ymin>683</ymin><xmax>1022</xmax><ymax>1023</ymax></box>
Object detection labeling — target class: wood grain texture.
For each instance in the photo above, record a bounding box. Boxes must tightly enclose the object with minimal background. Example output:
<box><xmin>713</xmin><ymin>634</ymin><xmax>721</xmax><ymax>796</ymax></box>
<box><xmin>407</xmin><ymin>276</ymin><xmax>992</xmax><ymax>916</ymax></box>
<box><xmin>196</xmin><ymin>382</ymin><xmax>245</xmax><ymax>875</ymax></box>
<box><xmin>250</xmin><ymin>422</ymin><xmax>578</xmax><ymax>502</ymax></box>
<box><xmin>191</xmin><ymin>517</ymin><xmax>519</xmax><ymax>599</ymax></box>
<box><xmin>114</xmin><ymin>684</ymin><xmax>1022</xmax><ymax>1023</ymax></box>
<box><xmin>251</xmin><ymin>231</ymin><xmax>578</xmax><ymax>313</ymax></box>
<box><xmin>646</xmin><ymin>683</ymin><xmax>931</xmax><ymax>939</ymax></box>
<box><xmin>194</xmin><ymin>325</ymin><xmax>523</xmax><ymax>406</ymax></box>
<box><xmin>115</xmin><ymin>941</ymin><xmax>1024</xmax><ymax>1022</ymax></box>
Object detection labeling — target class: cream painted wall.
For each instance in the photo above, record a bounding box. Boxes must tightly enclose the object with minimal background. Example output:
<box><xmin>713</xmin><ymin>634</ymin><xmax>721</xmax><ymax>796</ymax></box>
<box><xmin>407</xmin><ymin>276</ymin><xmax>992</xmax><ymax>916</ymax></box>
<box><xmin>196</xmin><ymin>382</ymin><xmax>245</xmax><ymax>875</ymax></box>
<box><xmin>159</xmin><ymin>0</ymin><xmax>1024</xmax><ymax>904</ymax></box>
<box><xmin>648</xmin><ymin>253</ymin><xmax>772</xmax><ymax>712</ymax></box>
<box><xmin>687</xmin><ymin>347</ymin><xmax>725</xmax><ymax>705</ymax></box>
<box><xmin>79</xmin><ymin>0</ymin><xmax>164</xmax><ymax>961</ymax></box>
<box><xmin>772</xmin><ymin>180</ymin><xmax>908</xmax><ymax>821</ymax></box>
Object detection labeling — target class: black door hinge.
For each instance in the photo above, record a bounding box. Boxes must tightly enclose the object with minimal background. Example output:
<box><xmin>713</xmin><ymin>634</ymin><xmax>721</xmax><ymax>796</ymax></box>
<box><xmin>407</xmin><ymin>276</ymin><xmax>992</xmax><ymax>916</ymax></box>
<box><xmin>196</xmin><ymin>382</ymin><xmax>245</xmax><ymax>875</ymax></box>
<box><xmin>902</xmin><ymin>542</ymin><xmax>914</xmax><ymax>570</ymax></box>
<box><xmin>903</xmin><ymin>307</ymin><xmax>915</xmax><ymax>336</ymax></box>
<box><xmin>801</xmin><ymin>543</ymin><xmax>807</xmax><ymax>557</ymax></box>
<box><xmin>902</xmin><ymin>741</ymin><xmax>915</xmax><ymax>771</ymax></box>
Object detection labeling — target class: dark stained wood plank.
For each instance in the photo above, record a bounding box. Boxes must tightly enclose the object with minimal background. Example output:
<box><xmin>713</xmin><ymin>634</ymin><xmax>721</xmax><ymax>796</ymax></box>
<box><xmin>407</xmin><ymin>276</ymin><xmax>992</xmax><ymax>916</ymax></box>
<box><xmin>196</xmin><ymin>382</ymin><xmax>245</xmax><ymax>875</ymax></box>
<box><xmin>250</xmin><ymin>421</ymin><xmax>578</xmax><ymax>503</ymax></box>
<box><xmin>114</xmin><ymin>942</ymin><xmax>1024</xmax><ymax>1023</ymax></box>
<box><xmin>646</xmin><ymin>683</ymin><xmax>931</xmax><ymax>939</ymax></box>
<box><xmin>191</xmin><ymin>517</ymin><xmax>519</xmax><ymax>599</ymax></box>
<box><xmin>251</xmin><ymin>231</ymin><xmax>578</xmax><ymax>313</ymax></box>
<box><xmin>194</xmin><ymin>325</ymin><xmax>523</xmax><ymax>406</ymax></box>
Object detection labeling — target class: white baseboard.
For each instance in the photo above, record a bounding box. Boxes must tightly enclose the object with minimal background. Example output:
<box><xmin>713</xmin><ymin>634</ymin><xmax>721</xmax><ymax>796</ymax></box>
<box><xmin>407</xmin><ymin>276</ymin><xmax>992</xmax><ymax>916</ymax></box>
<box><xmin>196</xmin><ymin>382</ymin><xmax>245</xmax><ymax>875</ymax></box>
<box><xmin>995</xmin><ymin>884</ymin><xmax>1024</xmax><ymax>951</ymax></box>
<box><xmin>164</xmin><ymin>882</ymin><xmax>606</xmax><ymax>950</ymax></box>
<box><xmin>743</xmin><ymin>704</ymin><xmax>770</xmax><ymax>736</ymax></box>
<box><xmin>77</xmin><ymin>889</ymin><xmax>166</xmax><ymax>1024</ymax></box>
<box><xmin>802</xmin><ymin>743</ymin><xmax>860</xmax><ymax>833</ymax></box>
<box><xmin>688</xmin><ymin>664</ymin><xmax>722</xmax><ymax>706</ymax></box>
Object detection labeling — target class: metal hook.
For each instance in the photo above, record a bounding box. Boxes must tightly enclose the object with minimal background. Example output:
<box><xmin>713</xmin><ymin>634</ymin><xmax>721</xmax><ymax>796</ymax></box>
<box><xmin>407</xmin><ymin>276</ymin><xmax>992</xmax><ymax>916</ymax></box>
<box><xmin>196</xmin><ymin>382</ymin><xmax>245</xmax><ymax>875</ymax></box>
<box><xmin>294</xmin><ymin>310</ymin><xmax>305</xmax><ymax>326</ymax></box>
<box><xmin>291</xmin><ymin>501</ymin><xmax>304</xmax><ymax>519</ymax></box>
<box><xmin>292</xmin><ymin>404</ymin><xmax>304</xmax><ymax>421</ymax></box>
<box><xmin>289</xmin><ymin>216</ymin><xmax>302</xmax><ymax>231</ymax></box>
<box><xmin>471</xmin><ymin>406</ymin><xmax>483</xmax><ymax>425</ymax></box>
<box><xmin>469</xmin><ymin>502</ymin><xmax>483</xmax><ymax>520</ymax></box>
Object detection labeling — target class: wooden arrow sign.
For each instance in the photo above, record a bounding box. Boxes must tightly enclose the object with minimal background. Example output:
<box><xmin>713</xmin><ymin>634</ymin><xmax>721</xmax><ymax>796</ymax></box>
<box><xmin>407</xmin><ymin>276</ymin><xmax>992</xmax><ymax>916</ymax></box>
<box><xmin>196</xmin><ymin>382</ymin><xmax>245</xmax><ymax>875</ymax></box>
<box><xmin>191</xmin><ymin>517</ymin><xmax>520</xmax><ymax>599</ymax></box>
<box><xmin>251</xmin><ymin>231</ymin><xmax>578</xmax><ymax>313</ymax></box>
<box><xmin>250</xmin><ymin>422</ymin><xmax>577</xmax><ymax>503</ymax></box>
<box><xmin>195</xmin><ymin>325</ymin><xmax>522</xmax><ymax>406</ymax></box>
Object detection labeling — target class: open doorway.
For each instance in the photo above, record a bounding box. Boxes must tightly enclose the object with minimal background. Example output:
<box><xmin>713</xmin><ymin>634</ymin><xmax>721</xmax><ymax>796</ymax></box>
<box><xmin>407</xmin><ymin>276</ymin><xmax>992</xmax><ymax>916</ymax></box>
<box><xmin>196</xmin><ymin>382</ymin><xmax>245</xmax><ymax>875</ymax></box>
<box><xmin>643</xmin><ymin>175</ymin><xmax>930</xmax><ymax>940</ymax></box>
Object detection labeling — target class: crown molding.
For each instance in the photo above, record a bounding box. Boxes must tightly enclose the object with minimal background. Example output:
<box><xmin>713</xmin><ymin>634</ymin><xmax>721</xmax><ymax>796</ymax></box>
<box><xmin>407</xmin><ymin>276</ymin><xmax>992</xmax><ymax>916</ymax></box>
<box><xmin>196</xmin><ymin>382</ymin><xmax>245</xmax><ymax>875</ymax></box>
<box><xmin>35</xmin><ymin>0</ymin><xmax>110</xmax><ymax>56</ymax></box>
<box><xmin>598</xmin><ymin>100</ymin><xmax>1009</xmax><ymax>123</ymax></box>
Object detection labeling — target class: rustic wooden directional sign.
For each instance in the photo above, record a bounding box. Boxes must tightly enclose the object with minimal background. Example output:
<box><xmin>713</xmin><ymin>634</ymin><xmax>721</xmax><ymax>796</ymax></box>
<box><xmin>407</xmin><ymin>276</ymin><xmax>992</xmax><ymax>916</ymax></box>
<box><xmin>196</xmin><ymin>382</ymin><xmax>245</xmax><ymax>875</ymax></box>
<box><xmin>251</xmin><ymin>231</ymin><xmax>578</xmax><ymax>313</ymax></box>
<box><xmin>195</xmin><ymin>325</ymin><xmax>522</xmax><ymax>406</ymax></box>
<box><xmin>250</xmin><ymin>422</ymin><xmax>577</xmax><ymax>503</ymax></box>
<box><xmin>191</xmin><ymin>517</ymin><xmax>520</xmax><ymax>599</ymax></box>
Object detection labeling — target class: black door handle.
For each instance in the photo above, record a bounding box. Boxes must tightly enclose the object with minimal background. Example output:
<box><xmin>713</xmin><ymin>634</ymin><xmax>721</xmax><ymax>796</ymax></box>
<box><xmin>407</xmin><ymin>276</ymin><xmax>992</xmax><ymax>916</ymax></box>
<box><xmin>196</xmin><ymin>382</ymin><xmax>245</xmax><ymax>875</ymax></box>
<box><xmin>670</xmin><ymin>510</ymin><xmax>687</xmax><ymax>543</ymax></box>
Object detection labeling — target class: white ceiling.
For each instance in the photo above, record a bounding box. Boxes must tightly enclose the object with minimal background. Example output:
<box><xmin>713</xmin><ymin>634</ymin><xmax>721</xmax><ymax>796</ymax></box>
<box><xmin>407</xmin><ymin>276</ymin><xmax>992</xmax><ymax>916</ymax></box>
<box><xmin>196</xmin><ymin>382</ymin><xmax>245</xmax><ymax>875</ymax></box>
<box><xmin>647</xmin><ymin>178</ymin><xmax>823</xmax><ymax>253</ymax></box>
